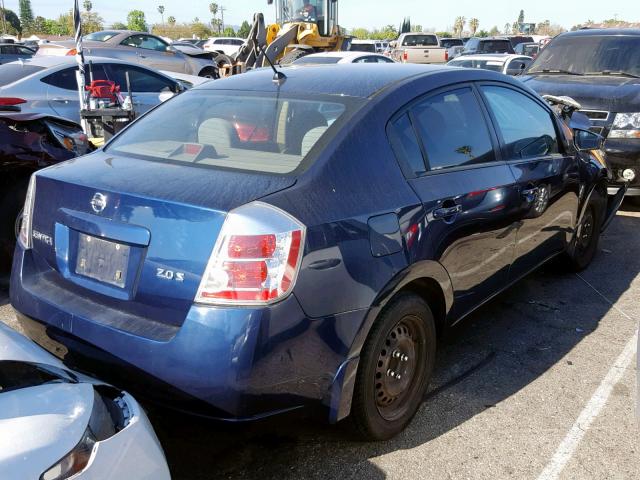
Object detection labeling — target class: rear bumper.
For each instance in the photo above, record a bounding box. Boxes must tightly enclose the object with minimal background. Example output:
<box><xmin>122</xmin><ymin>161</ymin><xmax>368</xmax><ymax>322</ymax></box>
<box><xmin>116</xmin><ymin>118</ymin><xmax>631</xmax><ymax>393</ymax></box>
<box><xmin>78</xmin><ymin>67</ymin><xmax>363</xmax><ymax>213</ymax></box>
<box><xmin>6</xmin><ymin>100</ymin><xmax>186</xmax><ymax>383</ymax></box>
<box><xmin>10</xmin><ymin>248</ymin><xmax>367</xmax><ymax>422</ymax></box>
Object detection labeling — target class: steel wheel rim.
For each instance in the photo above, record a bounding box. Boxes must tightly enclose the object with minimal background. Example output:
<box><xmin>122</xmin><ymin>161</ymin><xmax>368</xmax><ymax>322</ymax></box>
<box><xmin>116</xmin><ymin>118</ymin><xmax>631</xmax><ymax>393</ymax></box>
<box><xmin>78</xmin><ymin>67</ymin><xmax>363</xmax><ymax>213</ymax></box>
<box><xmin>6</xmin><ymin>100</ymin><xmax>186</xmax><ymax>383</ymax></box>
<box><xmin>374</xmin><ymin>315</ymin><xmax>427</xmax><ymax>421</ymax></box>
<box><xmin>577</xmin><ymin>207</ymin><xmax>594</xmax><ymax>253</ymax></box>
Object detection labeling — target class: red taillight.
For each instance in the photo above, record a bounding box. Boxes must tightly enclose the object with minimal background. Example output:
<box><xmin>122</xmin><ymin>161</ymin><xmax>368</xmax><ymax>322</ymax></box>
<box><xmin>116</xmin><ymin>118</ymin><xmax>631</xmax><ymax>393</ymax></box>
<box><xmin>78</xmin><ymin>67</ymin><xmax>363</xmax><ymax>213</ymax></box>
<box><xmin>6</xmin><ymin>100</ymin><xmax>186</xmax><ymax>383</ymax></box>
<box><xmin>0</xmin><ymin>97</ymin><xmax>26</xmax><ymax>106</ymax></box>
<box><xmin>228</xmin><ymin>234</ymin><xmax>276</xmax><ymax>258</ymax></box>
<box><xmin>66</xmin><ymin>48</ymin><xmax>77</xmax><ymax>56</ymax></box>
<box><xmin>196</xmin><ymin>202</ymin><xmax>305</xmax><ymax>305</ymax></box>
<box><xmin>445</xmin><ymin>50</ymin><xmax>449</xmax><ymax>61</ymax></box>
<box><xmin>403</xmin><ymin>50</ymin><xmax>408</xmax><ymax>61</ymax></box>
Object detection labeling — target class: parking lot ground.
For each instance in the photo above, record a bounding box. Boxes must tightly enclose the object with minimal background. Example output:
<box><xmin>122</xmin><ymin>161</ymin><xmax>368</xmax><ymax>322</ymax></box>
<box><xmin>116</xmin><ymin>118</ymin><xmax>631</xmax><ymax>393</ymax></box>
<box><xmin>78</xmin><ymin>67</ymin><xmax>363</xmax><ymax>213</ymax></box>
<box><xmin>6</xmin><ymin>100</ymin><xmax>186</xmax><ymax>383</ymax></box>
<box><xmin>1</xmin><ymin>204</ymin><xmax>639</xmax><ymax>480</ymax></box>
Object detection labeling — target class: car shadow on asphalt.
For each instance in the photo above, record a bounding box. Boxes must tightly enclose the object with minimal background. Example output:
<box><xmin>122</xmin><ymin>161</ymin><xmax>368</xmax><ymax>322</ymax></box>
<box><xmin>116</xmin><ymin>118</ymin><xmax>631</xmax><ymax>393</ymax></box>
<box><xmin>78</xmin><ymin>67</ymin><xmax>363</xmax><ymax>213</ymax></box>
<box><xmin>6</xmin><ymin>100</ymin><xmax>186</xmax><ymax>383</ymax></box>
<box><xmin>149</xmin><ymin>210</ymin><xmax>640</xmax><ymax>480</ymax></box>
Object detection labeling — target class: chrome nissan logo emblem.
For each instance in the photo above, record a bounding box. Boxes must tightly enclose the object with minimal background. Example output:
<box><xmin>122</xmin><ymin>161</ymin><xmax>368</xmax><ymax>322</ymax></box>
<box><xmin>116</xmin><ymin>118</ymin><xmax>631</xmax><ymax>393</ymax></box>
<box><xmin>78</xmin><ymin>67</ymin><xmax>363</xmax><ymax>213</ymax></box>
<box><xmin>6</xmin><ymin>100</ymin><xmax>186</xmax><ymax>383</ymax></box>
<box><xmin>90</xmin><ymin>193</ymin><xmax>107</xmax><ymax>213</ymax></box>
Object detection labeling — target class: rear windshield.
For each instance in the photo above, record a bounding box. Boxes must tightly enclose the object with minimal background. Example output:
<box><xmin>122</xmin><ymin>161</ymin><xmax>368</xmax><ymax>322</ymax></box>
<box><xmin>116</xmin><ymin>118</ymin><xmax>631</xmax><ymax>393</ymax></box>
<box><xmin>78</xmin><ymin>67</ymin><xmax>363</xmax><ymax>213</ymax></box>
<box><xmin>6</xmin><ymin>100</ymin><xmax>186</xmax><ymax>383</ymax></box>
<box><xmin>401</xmin><ymin>35</ymin><xmax>438</xmax><ymax>47</ymax></box>
<box><xmin>84</xmin><ymin>31</ymin><xmax>119</xmax><ymax>42</ymax></box>
<box><xmin>528</xmin><ymin>35</ymin><xmax>640</xmax><ymax>76</ymax></box>
<box><xmin>107</xmin><ymin>90</ymin><xmax>356</xmax><ymax>174</ymax></box>
<box><xmin>478</xmin><ymin>40</ymin><xmax>511</xmax><ymax>52</ymax></box>
<box><xmin>294</xmin><ymin>56</ymin><xmax>342</xmax><ymax>64</ymax></box>
<box><xmin>0</xmin><ymin>64</ymin><xmax>44</xmax><ymax>86</ymax></box>
<box><xmin>350</xmin><ymin>43</ymin><xmax>376</xmax><ymax>53</ymax></box>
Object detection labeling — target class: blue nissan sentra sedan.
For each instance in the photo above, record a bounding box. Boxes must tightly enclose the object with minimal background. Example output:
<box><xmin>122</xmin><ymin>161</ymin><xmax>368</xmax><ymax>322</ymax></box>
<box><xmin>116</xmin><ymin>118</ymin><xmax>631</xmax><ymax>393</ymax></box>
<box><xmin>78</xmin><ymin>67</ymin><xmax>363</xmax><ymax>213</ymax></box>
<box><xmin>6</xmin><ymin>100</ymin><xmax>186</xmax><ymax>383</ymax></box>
<box><xmin>11</xmin><ymin>64</ymin><xmax>619</xmax><ymax>440</ymax></box>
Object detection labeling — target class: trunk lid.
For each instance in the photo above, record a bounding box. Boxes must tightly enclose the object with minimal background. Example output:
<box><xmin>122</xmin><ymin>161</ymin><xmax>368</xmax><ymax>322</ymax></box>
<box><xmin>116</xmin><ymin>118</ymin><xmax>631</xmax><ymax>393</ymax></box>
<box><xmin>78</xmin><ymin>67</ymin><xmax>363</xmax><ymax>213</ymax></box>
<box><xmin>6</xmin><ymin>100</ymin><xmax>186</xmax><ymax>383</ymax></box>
<box><xmin>30</xmin><ymin>151</ymin><xmax>295</xmax><ymax>329</ymax></box>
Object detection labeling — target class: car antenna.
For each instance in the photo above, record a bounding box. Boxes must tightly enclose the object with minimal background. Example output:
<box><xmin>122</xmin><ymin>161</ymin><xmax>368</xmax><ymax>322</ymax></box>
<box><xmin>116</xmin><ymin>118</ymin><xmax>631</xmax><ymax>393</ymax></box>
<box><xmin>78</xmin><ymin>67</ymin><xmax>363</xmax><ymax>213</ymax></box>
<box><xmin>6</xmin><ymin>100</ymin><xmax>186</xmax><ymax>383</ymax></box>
<box><xmin>256</xmin><ymin>42</ymin><xmax>286</xmax><ymax>85</ymax></box>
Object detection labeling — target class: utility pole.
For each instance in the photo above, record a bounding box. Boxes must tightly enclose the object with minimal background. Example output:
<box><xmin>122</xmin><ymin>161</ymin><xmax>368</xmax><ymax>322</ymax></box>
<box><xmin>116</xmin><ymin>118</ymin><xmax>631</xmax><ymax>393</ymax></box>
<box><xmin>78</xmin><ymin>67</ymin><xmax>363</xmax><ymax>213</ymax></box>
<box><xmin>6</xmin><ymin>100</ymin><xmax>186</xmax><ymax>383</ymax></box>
<box><xmin>220</xmin><ymin>5</ymin><xmax>226</xmax><ymax>33</ymax></box>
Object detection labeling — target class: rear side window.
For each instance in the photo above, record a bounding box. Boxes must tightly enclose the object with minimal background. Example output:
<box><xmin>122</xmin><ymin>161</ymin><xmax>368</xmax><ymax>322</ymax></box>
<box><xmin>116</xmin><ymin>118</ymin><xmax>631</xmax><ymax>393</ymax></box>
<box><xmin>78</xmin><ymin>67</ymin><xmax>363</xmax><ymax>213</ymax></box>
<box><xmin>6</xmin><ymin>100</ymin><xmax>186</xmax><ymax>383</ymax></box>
<box><xmin>388</xmin><ymin>113</ymin><xmax>427</xmax><ymax>176</ymax></box>
<box><xmin>401</xmin><ymin>35</ymin><xmax>438</xmax><ymax>47</ymax></box>
<box><xmin>41</xmin><ymin>65</ymin><xmax>108</xmax><ymax>90</ymax></box>
<box><xmin>105</xmin><ymin>64</ymin><xmax>176</xmax><ymax>92</ymax></box>
<box><xmin>107</xmin><ymin>91</ymin><xmax>354</xmax><ymax>174</ymax></box>
<box><xmin>481</xmin><ymin>85</ymin><xmax>559</xmax><ymax>160</ymax></box>
<box><xmin>410</xmin><ymin>87</ymin><xmax>496</xmax><ymax>171</ymax></box>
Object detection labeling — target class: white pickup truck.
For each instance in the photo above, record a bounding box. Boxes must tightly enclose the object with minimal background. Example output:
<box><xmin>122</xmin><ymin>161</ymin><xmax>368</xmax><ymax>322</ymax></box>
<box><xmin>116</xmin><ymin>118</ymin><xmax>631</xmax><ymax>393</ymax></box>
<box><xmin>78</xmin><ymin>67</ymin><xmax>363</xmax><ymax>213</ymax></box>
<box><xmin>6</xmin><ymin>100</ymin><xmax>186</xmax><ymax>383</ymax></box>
<box><xmin>391</xmin><ymin>33</ymin><xmax>448</xmax><ymax>64</ymax></box>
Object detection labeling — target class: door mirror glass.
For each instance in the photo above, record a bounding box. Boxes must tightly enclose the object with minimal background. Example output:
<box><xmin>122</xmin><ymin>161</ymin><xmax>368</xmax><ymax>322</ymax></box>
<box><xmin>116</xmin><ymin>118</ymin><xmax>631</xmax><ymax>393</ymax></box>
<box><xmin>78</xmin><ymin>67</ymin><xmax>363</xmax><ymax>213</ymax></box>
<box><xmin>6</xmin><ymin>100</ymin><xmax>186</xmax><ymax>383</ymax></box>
<box><xmin>574</xmin><ymin>129</ymin><xmax>603</xmax><ymax>151</ymax></box>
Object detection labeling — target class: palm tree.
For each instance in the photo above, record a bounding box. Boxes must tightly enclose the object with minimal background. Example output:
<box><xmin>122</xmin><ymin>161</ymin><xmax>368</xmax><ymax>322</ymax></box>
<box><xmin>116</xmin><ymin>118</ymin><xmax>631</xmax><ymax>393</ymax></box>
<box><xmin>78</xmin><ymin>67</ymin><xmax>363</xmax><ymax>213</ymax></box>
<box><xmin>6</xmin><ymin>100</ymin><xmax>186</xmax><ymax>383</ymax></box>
<box><xmin>469</xmin><ymin>18</ymin><xmax>479</xmax><ymax>36</ymax></box>
<box><xmin>454</xmin><ymin>16</ymin><xmax>466</xmax><ymax>38</ymax></box>
<box><xmin>167</xmin><ymin>16</ymin><xmax>176</xmax><ymax>26</ymax></box>
<box><xmin>209</xmin><ymin>3</ymin><xmax>219</xmax><ymax>33</ymax></box>
<box><xmin>157</xmin><ymin>5</ymin><xmax>165</xmax><ymax>25</ymax></box>
<box><xmin>83</xmin><ymin>0</ymin><xmax>92</xmax><ymax>12</ymax></box>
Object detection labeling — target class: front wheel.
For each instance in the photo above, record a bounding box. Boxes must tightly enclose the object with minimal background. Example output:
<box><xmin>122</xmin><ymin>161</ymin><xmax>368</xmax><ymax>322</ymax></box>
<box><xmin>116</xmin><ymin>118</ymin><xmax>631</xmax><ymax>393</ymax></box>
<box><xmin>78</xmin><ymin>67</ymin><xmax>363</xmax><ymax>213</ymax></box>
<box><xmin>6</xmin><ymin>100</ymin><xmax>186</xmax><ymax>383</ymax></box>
<box><xmin>278</xmin><ymin>48</ymin><xmax>311</xmax><ymax>65</ymax></box>
<box><xmin>350</xmin><ymin>293</ymin><xmax>436</xmax><ymax>441</ymax></box>
<box><xmin>563</xmin><ymin>190</ymin><xmax>605</xmax><ymax>271</ymax></box>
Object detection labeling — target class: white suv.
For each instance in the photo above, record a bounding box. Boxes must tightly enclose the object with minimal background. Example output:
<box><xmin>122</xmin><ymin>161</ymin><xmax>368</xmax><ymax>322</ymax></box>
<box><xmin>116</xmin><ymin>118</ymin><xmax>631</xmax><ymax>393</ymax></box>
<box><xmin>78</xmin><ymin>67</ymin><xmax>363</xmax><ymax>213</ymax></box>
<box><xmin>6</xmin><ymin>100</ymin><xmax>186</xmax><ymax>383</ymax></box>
<box><xmin>203</xmin><ymin>37</ymin><xmax>245</xmax><ymax>56</ymax></box>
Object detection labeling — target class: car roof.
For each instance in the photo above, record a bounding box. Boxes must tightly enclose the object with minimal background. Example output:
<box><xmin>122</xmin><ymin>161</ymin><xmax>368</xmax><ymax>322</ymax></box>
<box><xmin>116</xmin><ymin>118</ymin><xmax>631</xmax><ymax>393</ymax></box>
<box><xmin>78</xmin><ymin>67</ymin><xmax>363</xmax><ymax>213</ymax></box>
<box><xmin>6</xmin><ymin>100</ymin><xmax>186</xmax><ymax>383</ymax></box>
<box><xmin>9</xmin><ymin>55</ymin><xmax>149</xmax><ymax>69</ymax></box>
<box><xmin>351</xmin><ymin>39</ymin><xmax>376</xmax><ymax>44</ymax></box>
<box><xmin>451</xmin><ymin>54</ymin><xmax>528</xmax><ymax>61</ymax></box>
<box><xmin>560</xmin><ymin>28</ymin><xmax>640</xmax><ymax>37</ymax></box>
<box><xmin>200</xmin><ymin>63</ymin><xmax>490</xmax><ymax>98</ymax></box>
<box><xmin>306</xmin><ymin>51</ymin><xmax>380</xmax><ymax>58</ymax></box>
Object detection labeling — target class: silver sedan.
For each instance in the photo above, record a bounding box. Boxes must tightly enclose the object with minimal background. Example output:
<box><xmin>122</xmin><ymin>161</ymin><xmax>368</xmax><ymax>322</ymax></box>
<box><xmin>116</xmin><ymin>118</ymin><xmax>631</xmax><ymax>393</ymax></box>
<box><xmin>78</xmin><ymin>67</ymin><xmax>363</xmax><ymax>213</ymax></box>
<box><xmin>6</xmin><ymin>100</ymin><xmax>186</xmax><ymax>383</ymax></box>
<box><xmin>0</xmin><ymin>56</ymin><xmax>191</xmax><ymax>124</ymax></box>
<box><xmin>37</xmin><ymin>30</ymin><xmax>219</xmax><ymax>78</ymax></box>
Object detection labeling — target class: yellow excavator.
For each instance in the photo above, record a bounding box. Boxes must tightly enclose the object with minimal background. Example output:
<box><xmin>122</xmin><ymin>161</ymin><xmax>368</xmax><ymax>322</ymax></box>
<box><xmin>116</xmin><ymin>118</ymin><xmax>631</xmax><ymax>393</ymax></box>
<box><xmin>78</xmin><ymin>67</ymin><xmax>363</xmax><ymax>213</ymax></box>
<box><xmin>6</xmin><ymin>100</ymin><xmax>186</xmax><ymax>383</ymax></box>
<box><xmin>219</xmin><ymin>0</ymin><xmax>350</xmax><ymax>76</ymax></box>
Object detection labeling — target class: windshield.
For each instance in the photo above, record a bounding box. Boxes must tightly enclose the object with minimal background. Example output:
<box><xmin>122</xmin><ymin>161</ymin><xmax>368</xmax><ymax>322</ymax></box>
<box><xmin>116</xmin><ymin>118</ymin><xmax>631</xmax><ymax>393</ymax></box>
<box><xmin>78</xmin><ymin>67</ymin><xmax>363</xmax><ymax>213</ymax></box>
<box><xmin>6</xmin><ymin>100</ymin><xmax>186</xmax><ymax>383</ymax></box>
<box><xmin>84</xmin><ymin>31</ymin><xmax>119</xmax><ymax>42</ymax></box>
<box><xmin>477</xmin><ymin>40</ymin><xmax>511</xmax><ymax>53</ymax></box>
<box><xmin>528</xmin><ymin>35</ymin><xmax>640</xmax><ymax>76</ymax></box>
<box><xmin>107</xmin><ymin>90</ymin><xmax>356</xmax><ymax>175</ymax></box>
<box><xmin>281</xmin><ymin>0</ymin><xmax>323</xmax><ymax>23</ymax></box>
<box><xmin>448</xmin><ymin>59</ymin><xmax>504</xmax><ymax>72</ymax></box>
<box><xmin>401</xmin><ymin>35</ymin><xmax>438</xmax><ymax>47</ymax></box>
<box><xmin>440</xmin><ymin>39</ymin><xmax>463</xmax><ymax>48</ymax></box>
<box><xmin>0</xmin><ymin>64</ymin><xmax>44</xmax><ymax>86</ymax></box>
<box><xmin>294</xmin><ymin>56</ymin><xmax>342</xmax><ymax>64</ymax></box>
<box><xmin>350</xmin><ymin>43</ymin><xmax>376</xmax><ymax>53</ymax></box>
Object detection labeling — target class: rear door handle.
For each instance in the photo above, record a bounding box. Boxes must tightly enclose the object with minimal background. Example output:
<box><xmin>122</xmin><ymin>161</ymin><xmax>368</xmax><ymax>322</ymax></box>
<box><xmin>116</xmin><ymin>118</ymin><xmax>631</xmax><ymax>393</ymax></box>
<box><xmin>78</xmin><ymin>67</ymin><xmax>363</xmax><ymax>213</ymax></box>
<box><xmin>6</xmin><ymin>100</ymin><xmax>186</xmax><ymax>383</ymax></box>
<box><xmin>51</xmin><ymin>98</ymin><xmax>70</xmax><ymax>103</ymax></box>
<box><xmin>433</xmin><ymin>204</ymin><xmax>462</xmax><ymax>219</ymax></box>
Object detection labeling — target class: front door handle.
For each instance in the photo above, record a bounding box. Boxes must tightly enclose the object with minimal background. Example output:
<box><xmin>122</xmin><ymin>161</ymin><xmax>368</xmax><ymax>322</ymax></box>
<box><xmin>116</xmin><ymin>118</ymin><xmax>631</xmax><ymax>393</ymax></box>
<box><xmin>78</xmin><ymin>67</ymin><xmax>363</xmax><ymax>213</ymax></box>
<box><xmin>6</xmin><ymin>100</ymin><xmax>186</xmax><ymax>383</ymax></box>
<box><xmin>51</xmin><ymin>98</ymin><xmax>69</xmax><ymax>103</ymax></box>
<box><xmin>433</xmin><ymin>204</ymin><xmax>462</xmax><ymax>219</ymax></box>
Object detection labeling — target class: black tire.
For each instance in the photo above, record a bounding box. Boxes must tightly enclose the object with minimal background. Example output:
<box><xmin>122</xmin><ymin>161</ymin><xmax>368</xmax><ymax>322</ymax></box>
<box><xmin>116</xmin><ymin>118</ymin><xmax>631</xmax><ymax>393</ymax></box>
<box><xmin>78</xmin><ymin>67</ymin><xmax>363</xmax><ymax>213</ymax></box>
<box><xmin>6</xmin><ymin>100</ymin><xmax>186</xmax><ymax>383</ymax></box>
<box><xmin>278</xmin><ymin>48</ymin><xmax>311</xmax><ymax>65</ymax></box>
<box><xmin>198</xmin><ymin>66</ymin><xmax>219</xmax><ymax>79</ymax></box>
<box><xmin>213</xmin><ymin>54</ymin><xmax>233</xmax><ymax>71</ymax></box>
<box><xmin>563</xmin><ymin>189</ymin><xmax>606</xmax><ymax>272</ymax></box>
<box><xmin>351</xmin><ymin>293</ymin><xmax>436</xmax><ymax>441</ymax></box>
<box><xmin>0</xmin><ymin>179</ymin><xmax>28</xmax><ymax>274</ymax></box>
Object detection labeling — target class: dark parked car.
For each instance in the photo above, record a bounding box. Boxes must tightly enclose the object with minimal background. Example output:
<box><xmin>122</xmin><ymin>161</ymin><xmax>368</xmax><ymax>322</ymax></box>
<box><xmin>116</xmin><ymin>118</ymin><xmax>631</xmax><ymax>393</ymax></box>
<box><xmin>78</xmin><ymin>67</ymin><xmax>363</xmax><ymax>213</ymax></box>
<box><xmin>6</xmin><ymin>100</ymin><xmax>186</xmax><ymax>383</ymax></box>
<box><xmin>11</xmin><ymin>64</ymin><xmax>618</xmax><ymax>440</ymax></box>
<box><xmin>462</xmin><ymin>37</ymin><xmax>515</xmax><ymax>55</ymax></box>
<box><xmin>521</xmin><ymin>29</ymin><xmax>640</xmax><ymax>200</ymax></box>
<box><xmin>508</xmin><ymin>35</ymin><xmax>534</xmax><ymax>48</ymax></box>
<box><xmin>0</xmin><ymin>113</ymin><xmax>87</xmax><ymax>273</ymax></box>
<box><xmin>0</xmin><ymin>43</ymin><xmax>35</xmax><ymax>64</ymax></box>
<box><xmin>439</xmin><ymin>38</ymin><xmax>464</xmax><ymax>49</ymax></box>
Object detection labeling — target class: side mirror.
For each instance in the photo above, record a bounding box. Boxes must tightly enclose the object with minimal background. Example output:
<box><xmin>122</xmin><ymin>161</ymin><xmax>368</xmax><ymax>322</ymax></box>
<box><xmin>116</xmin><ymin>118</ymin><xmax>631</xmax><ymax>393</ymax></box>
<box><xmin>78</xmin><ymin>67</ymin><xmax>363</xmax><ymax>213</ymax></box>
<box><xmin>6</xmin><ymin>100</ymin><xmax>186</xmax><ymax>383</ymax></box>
<box><xmin>574</xmin><ymin>129</ymin><xmax>603</xmax><ymax>152</ymax></box>
<box><xmin>389</xmin><ymin>41</ymin><xmax>397</xmax><ymax>48</ymax></box>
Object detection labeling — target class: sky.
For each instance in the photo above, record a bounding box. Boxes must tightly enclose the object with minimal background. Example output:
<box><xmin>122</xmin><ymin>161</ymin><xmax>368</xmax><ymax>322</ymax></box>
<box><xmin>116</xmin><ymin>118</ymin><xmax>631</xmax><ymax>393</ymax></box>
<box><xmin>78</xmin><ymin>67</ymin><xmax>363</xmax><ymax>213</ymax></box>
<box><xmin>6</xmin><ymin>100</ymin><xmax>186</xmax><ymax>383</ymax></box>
<box><xmin>4</xmin><ymin>0</ymin><xmax>638</xmax><ymax>32</ymax></box>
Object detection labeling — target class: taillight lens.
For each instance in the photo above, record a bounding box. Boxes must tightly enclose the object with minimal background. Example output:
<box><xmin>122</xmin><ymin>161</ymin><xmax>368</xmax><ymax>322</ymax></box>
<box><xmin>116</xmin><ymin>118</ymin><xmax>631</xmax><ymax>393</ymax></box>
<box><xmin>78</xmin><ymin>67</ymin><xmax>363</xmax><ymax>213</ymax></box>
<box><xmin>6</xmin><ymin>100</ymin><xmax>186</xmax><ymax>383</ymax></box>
<box><xmin>18</xmin><ymin>175</ymin><xmax>36</xmax><ymax>250</ymax></box>
<box><xmin>195</xmin><ymin>202</ymin><xmax>305</xmax><ymax>305</ymax></box>
<box><xmin>403</xmin><ymin>50</ymin><xmax>408</xmax><ymax>61</ymax></box>
<box><xmin>445</xmin><ymin>50</ymin><xmax>449</xmax><ymax>61</ymax></box>
<box><xmin>0</xmin><ymin>97</ymin><xmax>26</xmax><ymax>106</ymax></box>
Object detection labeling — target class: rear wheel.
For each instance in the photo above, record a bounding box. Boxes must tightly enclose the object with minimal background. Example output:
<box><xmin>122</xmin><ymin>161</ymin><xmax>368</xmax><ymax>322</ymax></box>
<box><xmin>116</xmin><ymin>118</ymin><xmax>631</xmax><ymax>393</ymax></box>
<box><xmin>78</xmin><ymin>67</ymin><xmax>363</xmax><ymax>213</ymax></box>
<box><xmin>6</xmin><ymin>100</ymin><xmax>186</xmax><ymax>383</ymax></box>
<box><xmin>563</xmin><ymin>190</ymin><xmax>605</xmax><ymax>271</ymax></box>
<box><xmin>351</xmin><ymin>293</ymin><xmax>436</xmax><ymax>441</ymax></box>
<box><xmin>198</xmin><ymin>66</ymin><xmax>219</xmax><ymax>79</ymax></box>
<box><xmin>213</xmin><ymin>54</ymin><xmax>233</xmax><ymax>71</ymax></box>
<box><xmin>278</xmin><ymin>48</ymin><xmax>311</xmax><ymax>65</ymax></box>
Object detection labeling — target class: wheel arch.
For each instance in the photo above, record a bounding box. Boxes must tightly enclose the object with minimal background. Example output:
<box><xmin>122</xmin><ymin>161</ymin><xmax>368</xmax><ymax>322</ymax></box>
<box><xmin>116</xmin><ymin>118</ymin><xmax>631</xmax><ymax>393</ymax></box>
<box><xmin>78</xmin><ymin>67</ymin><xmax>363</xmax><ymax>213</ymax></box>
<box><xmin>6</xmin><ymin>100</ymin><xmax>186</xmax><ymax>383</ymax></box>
<box><xmin>328</xmin><ymin>260</ymin><xmax>454</xmax><ymax>423</ymax></box>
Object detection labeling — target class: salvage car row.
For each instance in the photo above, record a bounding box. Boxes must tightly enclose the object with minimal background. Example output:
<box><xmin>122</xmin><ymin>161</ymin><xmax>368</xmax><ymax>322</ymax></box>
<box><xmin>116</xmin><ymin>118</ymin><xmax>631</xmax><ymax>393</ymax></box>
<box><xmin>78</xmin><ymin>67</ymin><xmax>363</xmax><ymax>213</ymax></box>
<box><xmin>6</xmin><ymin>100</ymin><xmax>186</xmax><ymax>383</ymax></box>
<box><xmin>1</xmin><ymin>26</ymin><xmax>639</xmax><ymax>479</ymax></box>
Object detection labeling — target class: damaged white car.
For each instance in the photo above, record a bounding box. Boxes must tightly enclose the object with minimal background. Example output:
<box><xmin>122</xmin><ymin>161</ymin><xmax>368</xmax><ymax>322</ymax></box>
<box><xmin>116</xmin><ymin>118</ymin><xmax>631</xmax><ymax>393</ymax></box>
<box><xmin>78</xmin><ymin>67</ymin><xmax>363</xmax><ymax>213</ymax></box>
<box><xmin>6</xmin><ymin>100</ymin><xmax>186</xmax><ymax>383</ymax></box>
<box><xmin>0</xmin><ymin>322</ymin><xmax>170</xmax><ymax>480</ymax></box>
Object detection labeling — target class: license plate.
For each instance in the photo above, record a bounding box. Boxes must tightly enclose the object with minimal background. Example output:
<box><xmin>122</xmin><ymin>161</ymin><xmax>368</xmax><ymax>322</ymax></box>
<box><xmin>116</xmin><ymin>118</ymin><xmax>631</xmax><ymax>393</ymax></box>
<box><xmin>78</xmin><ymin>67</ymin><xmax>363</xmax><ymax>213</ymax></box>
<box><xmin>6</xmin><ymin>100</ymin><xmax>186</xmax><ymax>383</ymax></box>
<box><xmin>75</xmin><ymin>233</ymin><xmax>130</xmax><ymax>288</ymax></box>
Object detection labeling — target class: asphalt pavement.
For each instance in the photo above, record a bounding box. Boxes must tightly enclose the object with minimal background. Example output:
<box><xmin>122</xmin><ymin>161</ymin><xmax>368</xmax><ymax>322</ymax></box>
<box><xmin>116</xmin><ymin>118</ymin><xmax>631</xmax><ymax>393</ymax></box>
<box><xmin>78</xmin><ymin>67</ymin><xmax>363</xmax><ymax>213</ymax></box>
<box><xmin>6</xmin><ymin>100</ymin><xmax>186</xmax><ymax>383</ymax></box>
<box><xmin>1</xmin><ymin>203</ymin><xmax>638</xmax><ymax>480</ymax></box>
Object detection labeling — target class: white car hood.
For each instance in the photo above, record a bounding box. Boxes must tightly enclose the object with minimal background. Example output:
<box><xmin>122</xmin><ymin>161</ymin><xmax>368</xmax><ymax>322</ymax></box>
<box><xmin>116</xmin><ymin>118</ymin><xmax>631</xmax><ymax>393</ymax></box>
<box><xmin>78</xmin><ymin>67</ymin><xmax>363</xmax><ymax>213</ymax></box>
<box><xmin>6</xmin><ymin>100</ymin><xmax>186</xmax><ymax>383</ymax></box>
<box><xmin>0</xmin><ymin>383</ymin><xmax>93</xmax><ymax>480</ymax></box>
